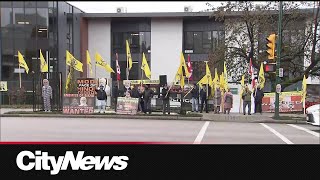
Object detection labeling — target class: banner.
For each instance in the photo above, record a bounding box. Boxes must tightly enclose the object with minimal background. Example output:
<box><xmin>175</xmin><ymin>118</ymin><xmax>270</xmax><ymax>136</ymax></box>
<box><xmin>262</xmin><ymin>91</ymin><xmax>303</xmax><ymax>112</ymax></box>
<box><xmin>63</xmin><ymin>78</ymin><xmax>97</xmax><ymax>114</ymax></box>
<box><xmin>116</xmin><ymin>97</ymin><xmax>139</xmax><ymax>115</ymax></box>
<box><xmin>0</xmin><ymin>81</ymin><xmax>8</xmax><ymax>91</ymax></box>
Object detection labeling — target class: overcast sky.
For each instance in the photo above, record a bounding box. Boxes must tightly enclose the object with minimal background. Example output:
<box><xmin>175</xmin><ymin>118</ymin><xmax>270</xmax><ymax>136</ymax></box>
<box><xmin>67</xmin><ymin>1</ymin><xmax>223</xmax><ymax>13</ymax></box>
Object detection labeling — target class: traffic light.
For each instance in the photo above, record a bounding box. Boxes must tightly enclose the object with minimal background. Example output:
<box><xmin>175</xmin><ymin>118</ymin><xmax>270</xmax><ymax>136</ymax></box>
<box><xmin>266</xmin><ymin>33</ymin><xmax>276</xmax><ymax>60</ymax></box>
<box><xmin>265</xmin><ymin>64</ymin><xmax>276</xmax><ymax>72</ymax></box>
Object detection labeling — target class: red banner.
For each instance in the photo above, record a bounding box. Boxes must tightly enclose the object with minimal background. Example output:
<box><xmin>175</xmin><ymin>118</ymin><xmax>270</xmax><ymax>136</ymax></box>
<box><xmin>262</xmin><ymin>91</ymin><xmax>303</xmax><ymax>112</ymax></box>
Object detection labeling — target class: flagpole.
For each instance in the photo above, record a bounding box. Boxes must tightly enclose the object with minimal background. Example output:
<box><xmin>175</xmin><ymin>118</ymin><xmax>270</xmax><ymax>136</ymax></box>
<box><xmin>19</xmin><ymin>64</ymin><xmax>22</xmax><ymax>88</ymax></box>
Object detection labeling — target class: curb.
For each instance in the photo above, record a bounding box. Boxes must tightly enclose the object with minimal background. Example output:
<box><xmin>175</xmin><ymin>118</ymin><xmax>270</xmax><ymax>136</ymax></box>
<box><xmin>0</xmin><ymin>114</ymin><xmax>203</xmax><ymax>121</ymax></box>
<box><xmin>0</xmin><ymin>114</ymin><xmax>307</xmax><ymax>124</ymax></box>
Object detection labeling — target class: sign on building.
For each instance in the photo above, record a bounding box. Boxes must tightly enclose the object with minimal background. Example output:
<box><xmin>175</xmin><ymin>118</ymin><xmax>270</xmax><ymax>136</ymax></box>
<box><xmin>0</xmin><ymin>81</ymin><xmax>8</xmax><ymax>92</ymax></box>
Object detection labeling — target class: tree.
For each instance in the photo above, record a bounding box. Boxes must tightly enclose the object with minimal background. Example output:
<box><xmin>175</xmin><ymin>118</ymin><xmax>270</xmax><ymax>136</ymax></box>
<box><xmin>206</xmin><ymin>1</ymin><xmax>320</xmax><ymax>90</ymax></box>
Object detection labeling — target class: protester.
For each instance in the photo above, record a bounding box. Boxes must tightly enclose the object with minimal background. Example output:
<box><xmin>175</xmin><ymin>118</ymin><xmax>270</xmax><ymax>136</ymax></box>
<box><xmin>142</xmin><ymin>84</ymin><xmax>154</xmax><ymax>114</ymax></box>
<box><xmin>131</xmin><ymin>85</ymin><xmax>143</xmax><ymax>112</ymax></box>
<box><xmin>138</xmin><ymin>86</ymin><xmax>145</xmax><ymax>113</ymax></box>
<box><xmin>191</xmin><ymin>83</ymin><xmax>199</xmax><ymax>112</ymax></box>
<box><xmin>200</xmin><ymin>84</ymin><xmax>208</xmax><ymax>113</ymax></box>
<box><xmin>42</xmin><ymin>79</ymin><xmax>52</xmax><ymax>112</ymax></box>
<box><xmin>214</xmin><ymin>86</ymin><xmax>221</xmax><ymax>114</ymax></box>
<box><xmin>224</xmin><ymin>88</ymin><xmax>233</xmax><ymax>114</ymax></box>
<box><xmin>95</xmin><ymin>83</ymin><xmax>107</xmax><ymax>113</ymax></box>
<box><xmin>242</xmin><ymin>84</ymin><xmax>252</xmax><ymax>115</ymax></box>
<box><xmin>161</xmin><ymin>83</ymin><xmax>170</xmax><ymax>115</ymax></box>
<box><xmin>253</xmin><ymin>85</ymin><xmax>264</xmax><ymax>114</ymax></box>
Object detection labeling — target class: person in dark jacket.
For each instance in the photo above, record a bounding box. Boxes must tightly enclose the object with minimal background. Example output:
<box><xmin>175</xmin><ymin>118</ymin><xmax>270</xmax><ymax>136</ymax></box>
<box><xmin>161</xmin><ymin>83</ymin><xmax>170</xmax><ymax>115</ymax></box>
<box><xmin>253</xmin><ymin>85</ymin><xmax>264</xmax><ymax>114</ymax></box>
<box><xmin>191</xmin><ymin>84</ymin><xmax>199</xmax><ymax>112</ymax></box>
<box><xmin>130</xmin><ymin>85</ymin><xmax>142</xmax><ymax>112</ymax></box>
<box><xmin>142</xmin><ymin>84</ymin><xmax>154</xmax><ymax>114</ymax></box>
<box><xmin>200</xmin><ymin>84</ymin><xmax>209</xmax><ymax>113</ymax></box>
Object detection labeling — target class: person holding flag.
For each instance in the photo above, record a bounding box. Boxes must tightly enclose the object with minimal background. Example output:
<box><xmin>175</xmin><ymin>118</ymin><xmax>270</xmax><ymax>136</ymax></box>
<box><xmin>253</xmin><ymin>62</ymin><xmax>265</xmax><ymax>114</ymax></box>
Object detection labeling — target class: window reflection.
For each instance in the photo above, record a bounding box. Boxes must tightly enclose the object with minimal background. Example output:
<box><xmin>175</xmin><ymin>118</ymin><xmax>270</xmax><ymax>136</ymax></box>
<box><xmin>1</xmin><ymin>8</ymin><xmax>13</xmax><ymax>27</ymax></box>
<box><xmin>112</xmin><ymin>31</ymin><xmax>151</xmax><ymax>54</ymax></box>
<box><xmin>183</xmin><ymin>31</ymin><xmax>224</xmax><ymax>54</ymax></box>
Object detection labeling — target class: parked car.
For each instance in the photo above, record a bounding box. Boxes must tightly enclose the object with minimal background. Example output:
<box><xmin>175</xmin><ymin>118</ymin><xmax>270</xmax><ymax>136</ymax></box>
<box><xmin>306</xmin><ymin>104</ymin><xmax>320</xmax><ymax>126</ymax></box>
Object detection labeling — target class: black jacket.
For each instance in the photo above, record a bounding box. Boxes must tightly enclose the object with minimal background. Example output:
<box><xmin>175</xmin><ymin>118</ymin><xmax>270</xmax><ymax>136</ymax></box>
<box><xmin>143</xmin><ymin>88</ymin><xmax>154</xmax><ymax>101</ymax></box>
<box><xmin>161</xmin><ymin>87</ymin><xmax>170</xmax><ymax>100</ymax></box>
<box><xmin>130</xmin><ymin>88</ymin><xmax>140</xmax><ymax>98</ymax></box>
<box><xmin>200</xmin><ymin>89</ymin><xmax>207</xmax><ymax>100</ymax></box>
<box><xmin>254</xmin><ymin>88</ymin><xmax>264</xmax><ymax>103</ymax></box>
<box><xmin>191</xmin><ymin>86</ymin><xmax>199</xmax><ymax>99</ymax></box>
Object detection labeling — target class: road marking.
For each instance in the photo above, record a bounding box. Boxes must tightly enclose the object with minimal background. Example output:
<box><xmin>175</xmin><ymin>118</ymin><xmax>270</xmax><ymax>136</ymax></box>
<box><xmin>194</xmin><ymin>121</ymin><xmax>210</xmax><ymax>144</ymax></box>
<box><xmin>260</xmin><ymin>123</ymin><xmax>294</xmax><ymax>144</ymax></box>
<box><xmin>288</xmin><ymin>124</ymin><xmax>320</xmax><ymax>138</ymax></box>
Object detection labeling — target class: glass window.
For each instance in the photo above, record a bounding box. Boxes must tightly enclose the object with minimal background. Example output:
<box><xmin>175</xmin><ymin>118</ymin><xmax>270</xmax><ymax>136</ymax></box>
<box><xmin>12</xmin><ymin>2</ymin><xmax>24</xmax><ymax>8</ymax></box>
<box><xmin>37</xmin><ymin>8</ymin><xmax>48</xmax><ymax>27</ymax></box>
<box><xmin>128</xmin><ymin>32</ymin><xmax>140</xmax><ymax>53</ymax></box>
<box><xmin>112</xmin><ymin>32</ymin><xmax>124</xmax><ymax>53</ymax></box>
<box><xmin>203</xmin><ymin>31</ymin><xmax>212</xmax><ymax>52</ymax></box>
<box><xmin>13</xmin><ymin>8</ymin><xmax>24</xmax><ymax>25</ymax></box>
<box><xmin>193</xmin><ymin>32</ymin><xmax>202</xmax><ymax>53</ymax></box>
<box><xmin>140</xmin><ymin>32</ymin><xmax>151</xmax><ymax>53</ymax></box>
<box><xmin>36</xmin><ymin>1</ymin><xmax>48</xmax><ymax>8</ymax></box>
<box><xmin>24</xmin><ymin>8</ymin><xmax>36</xmax><ymax>25</ymax></box>
<box><xmin>1</xmin><ymin>2</ymin><xmax>12</xmax><ymax>7</ymax></box>
<box><xmin>24</xmin><ymin>1</ymin><xmax>36</xmax><ymax>8</ymax></box>
<box><xmin>218</xmin><ymin>31</ymin><xmax>225</xmax><ymax>45</ymax></box>
<box><xmin>1</xmin><ymin>8</ymin><xmax>13</xmax><ymax>27</ymax></box>
<box><xmin>212</xmin><ymin>31</ymin><xmax>219</xmax><ymax>51</ymax></box>
<box><xmin>184</xmin><ymin>32</ymin><xmax>193</xmax><ymax>50</ymax></box>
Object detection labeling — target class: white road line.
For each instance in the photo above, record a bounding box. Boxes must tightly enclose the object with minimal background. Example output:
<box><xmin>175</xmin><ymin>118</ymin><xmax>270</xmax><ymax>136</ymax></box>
<box><xmin>260</xmin><ymin>123</ymin><xmax>294</xmax><ymax>144</ymax></box>
<box><xmin>288</xmin><ymin>124</ymin><xmax>320</xmax><ymax>138</ymax></box>
<box><xmin>194</xmin><ymin>121</ymin><xmax>210</xmax><ymax>144</ymax></box>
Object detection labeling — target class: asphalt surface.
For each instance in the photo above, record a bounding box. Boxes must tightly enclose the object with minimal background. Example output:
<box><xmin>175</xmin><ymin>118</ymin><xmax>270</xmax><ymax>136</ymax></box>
<box><xmin>0</xmin><ymin>117</ymin><xmax>319</xmax><ymax>144</ymax></box>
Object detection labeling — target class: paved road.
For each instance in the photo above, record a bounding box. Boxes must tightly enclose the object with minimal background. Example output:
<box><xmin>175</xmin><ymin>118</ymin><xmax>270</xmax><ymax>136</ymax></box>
<box><xmin>0</xmin><ymin>117</ymin><xmax>319</xmax><ymax>144</ymax></box>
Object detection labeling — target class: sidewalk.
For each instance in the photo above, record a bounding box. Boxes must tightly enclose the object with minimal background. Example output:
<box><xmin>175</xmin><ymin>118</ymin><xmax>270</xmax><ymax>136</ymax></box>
<box><xmin>0</xmin><ymin>108</ymin><xmax>307</xmax><ymax>124</ymax></box>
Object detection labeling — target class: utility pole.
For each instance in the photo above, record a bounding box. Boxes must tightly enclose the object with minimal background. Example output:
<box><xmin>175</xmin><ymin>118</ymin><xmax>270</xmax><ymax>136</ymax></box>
<box><xmin>274</xmin><ymin>1</ymin><xmax>283</xmax><ymax>119</ymax></box>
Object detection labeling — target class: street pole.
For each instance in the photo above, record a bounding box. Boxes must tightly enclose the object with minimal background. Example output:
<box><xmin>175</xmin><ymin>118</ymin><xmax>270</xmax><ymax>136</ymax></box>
<box><xmin>274</xmin><ymin>1</ymin><xmax>283</xmax><ymax>119</ymax></box>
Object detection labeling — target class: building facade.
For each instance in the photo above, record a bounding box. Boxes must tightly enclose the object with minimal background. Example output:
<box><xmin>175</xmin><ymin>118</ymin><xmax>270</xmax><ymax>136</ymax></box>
<box><xmin>0</xmin><ymin>1</ymin><xmax>318</xmax><ymax>106</ymax></box>
<box><xmin>0</xmin><ymin>1</ymin><xmax>83</xmax><ymax>104</ymax></box>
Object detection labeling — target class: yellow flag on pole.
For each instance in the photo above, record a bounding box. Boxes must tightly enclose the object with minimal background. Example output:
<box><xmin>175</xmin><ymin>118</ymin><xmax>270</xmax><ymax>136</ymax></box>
<box><xmin>86</xmin><ymin>50</ymin><xmax>93</xmax><ymax>76</ymax></box>
<box><xmin>258</xmin><ymin>62</ymin><xmax>265</xmax><ymax>89</ymax></box>
<box><xmin>39</xmin><ymin>49</ymin><xmax>48</xmax><ymax>72</ymax></box>
<box><xmin>95</xmin><ymin>52</ymin><xmax>115</xmax><ymax>73</ymax></box>
<box><xmin>174</xmin><ymin>65</ymin><xmax>185</xmax><ymax>88</ymax></box>
<box><xmin>180</xmin><ymin>52</ymin><xmax>191</xmax><ymax>78</ymax></box>
<box><xmin>141</xmin><ymin>52</ymin><xmax>151</xmax><ymax>79</ymax></box>
<box><xmin>66</xmin><ymin>50</ymin><xmax>83</xmax><ymax>72</ymax></box>
<box><xmin>18</xmin><ymin>51</ymin><xmax>29</xmax><ymax>74</ymax></box>
<box><xmin>65</xmin><ymin>71</ymin><xmax>71</xmax><ymax>91</ymax></box>
<box><xmin>126</xmin><ymin>40</ymin><xmax>133</xmax><ymax>70</ymax></box>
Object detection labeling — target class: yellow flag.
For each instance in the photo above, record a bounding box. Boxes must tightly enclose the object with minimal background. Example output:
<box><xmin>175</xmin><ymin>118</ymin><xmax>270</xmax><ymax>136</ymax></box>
<box><xmin>65</xmin><ymin>71</ymin><xmax>71</xmax><ymax>91</ymax></box>
<box><xmin>66</xmin><ymin>50</ymin><xmax>83</xmax><ymax>72</ymax></box>
<box><xmin>126</xmin><ymin>40</ymin><xmax>133</xmax><ymax>70</ymax></box>
<box><xmin>180</xmin><ymin>52</ymin><xmax>191</xmax><ymax>78</ymax></box>
<box><xmin>223</xmin><ymin>61</ymin><xmax>228</xmax><ymax>90</ymax></box>
<box><xmin>95</xmin><ymin>52</ymin><xmax>115</xmax><ymax>73</ymax></box>
<box><xmin>174</xmin><ymin>65</ymin><xmax>185</xmax><ymax>88</ymax></box>
<box><xmin>39</xmin><ymin>49</ymin><xmax>48</xmax><ymax>72</ymax></box>
<box><xmin>86</xmin><ymin>50</ymin><xmax>93</xmax><ymax>76</ymax></box>
<box><xmin>205</xmin><ymin>62</ymin><xmax>212</xmax><ymax>85</ymax></box>
<box><xmin>301</xmin><ymin>75</ymin><xmax>307</xmax><ymax>103</ymax></box>
<box><xmin>18</xmin><ymin>51</ymin><xmax>29</xmax><ymax>74</ymax></box>
<box><xmin>240</xmin><ymin>75</ymin><xmax>245</xmax><ymax>96</ymax></box>
<box><xmin>258</xmin><ymin>62</ymin><xmax>265</xmax><ymax>89</ymax></box>
<box><xmin>141</xmin><ymin>52</ymin><xmax>151</xmax><ymax>79</ymax></box>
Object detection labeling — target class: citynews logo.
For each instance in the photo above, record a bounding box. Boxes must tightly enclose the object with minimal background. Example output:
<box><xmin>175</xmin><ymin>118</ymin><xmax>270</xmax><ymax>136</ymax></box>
<box><xmin>16</xmin><ymin>151</ymin><xmax>129</xmax><ymax>175</ymax></box>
